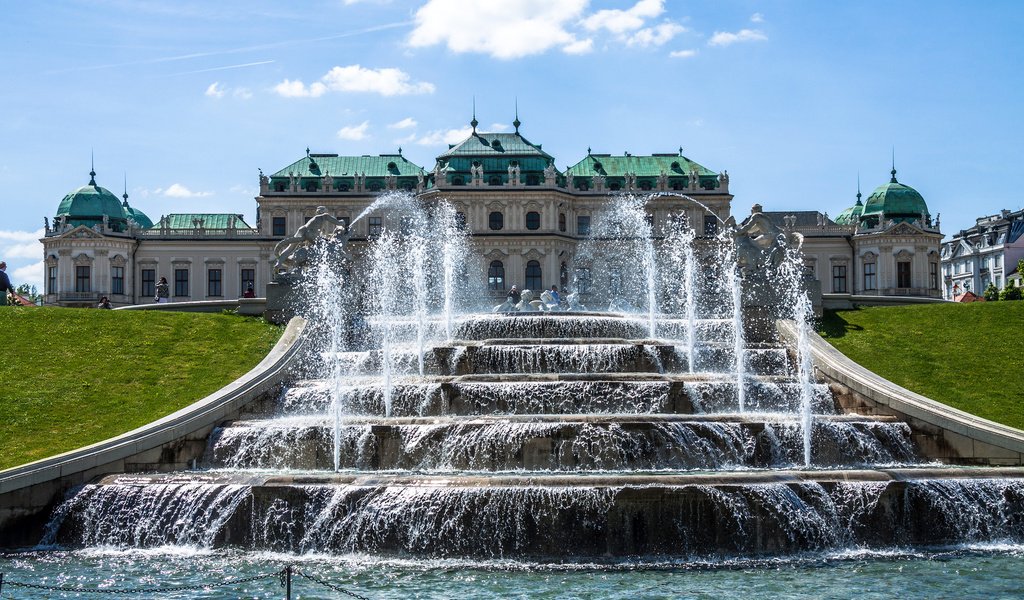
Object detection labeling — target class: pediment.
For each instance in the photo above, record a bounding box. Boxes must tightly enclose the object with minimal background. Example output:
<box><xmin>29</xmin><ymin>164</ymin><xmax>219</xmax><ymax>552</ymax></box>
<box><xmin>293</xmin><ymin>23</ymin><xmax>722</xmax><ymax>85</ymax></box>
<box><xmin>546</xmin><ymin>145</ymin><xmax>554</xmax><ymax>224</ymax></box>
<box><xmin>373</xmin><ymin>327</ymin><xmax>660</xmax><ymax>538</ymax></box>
<box><xmin>888</xmin><ymin>222</ymin><xmax>922</xmax><ymax>236</ymax></box>
<box><xmin>59</xmin><ymin>225</ymin><xmax>106</xmax><ymax>239</ymax></box>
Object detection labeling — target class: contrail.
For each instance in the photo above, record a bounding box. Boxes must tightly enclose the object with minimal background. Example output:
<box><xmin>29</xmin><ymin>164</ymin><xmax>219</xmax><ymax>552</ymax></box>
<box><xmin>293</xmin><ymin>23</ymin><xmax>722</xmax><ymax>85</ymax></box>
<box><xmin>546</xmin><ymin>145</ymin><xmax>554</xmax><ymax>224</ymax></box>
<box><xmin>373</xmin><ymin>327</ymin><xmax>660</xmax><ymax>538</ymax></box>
<box><xmin>165</xmin><ymin>60</ymin><xmax>275</xmax><ymax>76</ymax></box>
<box><xmin>45</xmin><ymin>21</ymin><xmax>413</xmax><ymax>75</ymax></box>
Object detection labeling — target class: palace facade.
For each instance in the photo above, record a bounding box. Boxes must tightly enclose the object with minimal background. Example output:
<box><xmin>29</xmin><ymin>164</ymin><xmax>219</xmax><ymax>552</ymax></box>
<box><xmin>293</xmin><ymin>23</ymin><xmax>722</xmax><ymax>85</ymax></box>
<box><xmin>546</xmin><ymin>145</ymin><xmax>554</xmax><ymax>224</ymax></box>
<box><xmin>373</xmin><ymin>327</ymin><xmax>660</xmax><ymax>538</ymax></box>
<box><xmin>40</xmin><ymin>117</ymin><xmax>942</xmax><ymax>308</ymax></box>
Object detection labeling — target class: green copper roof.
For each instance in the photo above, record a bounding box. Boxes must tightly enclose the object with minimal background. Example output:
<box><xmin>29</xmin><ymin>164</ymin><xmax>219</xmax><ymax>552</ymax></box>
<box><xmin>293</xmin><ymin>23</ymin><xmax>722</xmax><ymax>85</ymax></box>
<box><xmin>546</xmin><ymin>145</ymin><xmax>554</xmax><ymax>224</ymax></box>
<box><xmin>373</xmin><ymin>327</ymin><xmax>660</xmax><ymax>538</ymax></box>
<box><xmin>124</xmin><ymin>205</ymin><xmax>154</xmax><ymax>229</ymax></box>
<box><xmin>437</xmin><ymin>132</ymin><xmax>554</xmax><ymax>161</ymax></box>
<box><xmin>56</xmin><ymin>170</ymin><xmax>128</xmax><ymax>226</ymax></box>
<box><xmin>566</xmin><ymin>153</ymin><xmax>717</xmax><ymax>178</ymax></box>
<box><xmin>154</xmin><ymin>213</ymin><xmax>253</xmax><ymax>229</ymax></box>
<box><xmin>271</xmin><ymin>153</ymin><xmax>425</xmax><ymax>178</ymax></box>
<box><xmin>861</xmin><ymin>169</ymin><xmax>928</xmax><ymax>221</ymax></box>
<box><xmin>833</xmin><ymin>199</ymin><xmax>864</xmax><ymax>225</ymax></box>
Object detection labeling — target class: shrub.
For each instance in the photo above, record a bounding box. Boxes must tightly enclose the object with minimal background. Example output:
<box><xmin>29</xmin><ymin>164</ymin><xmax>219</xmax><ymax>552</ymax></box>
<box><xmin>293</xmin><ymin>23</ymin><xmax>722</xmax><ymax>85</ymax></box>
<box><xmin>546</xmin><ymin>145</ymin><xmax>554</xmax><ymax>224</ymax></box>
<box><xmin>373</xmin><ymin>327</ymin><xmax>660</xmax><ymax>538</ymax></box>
<box><xmin>1000</xmin><ymin>280</ymin><xmax>1022</xmax><ymax>301</ymax></box>
<box><xmin>984</xmin><ymin>283</ymin><xmax>1000</xmax><ymax>301</ymax></box>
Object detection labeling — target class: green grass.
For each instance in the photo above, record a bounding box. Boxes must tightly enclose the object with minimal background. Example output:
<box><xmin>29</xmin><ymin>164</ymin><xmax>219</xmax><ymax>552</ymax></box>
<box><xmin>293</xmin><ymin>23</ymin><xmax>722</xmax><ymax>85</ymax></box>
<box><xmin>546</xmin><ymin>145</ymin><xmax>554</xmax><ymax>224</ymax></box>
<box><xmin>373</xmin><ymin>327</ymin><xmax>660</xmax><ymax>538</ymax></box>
<box><xmin>0</xmin><ymin>307</ymin><xmax>282</xmax><ymax>471</ymax></box>
<box><xmin>819</xmin><ymin>302</ymin><xmax>1024</xmax><ymax>430</ymax></box>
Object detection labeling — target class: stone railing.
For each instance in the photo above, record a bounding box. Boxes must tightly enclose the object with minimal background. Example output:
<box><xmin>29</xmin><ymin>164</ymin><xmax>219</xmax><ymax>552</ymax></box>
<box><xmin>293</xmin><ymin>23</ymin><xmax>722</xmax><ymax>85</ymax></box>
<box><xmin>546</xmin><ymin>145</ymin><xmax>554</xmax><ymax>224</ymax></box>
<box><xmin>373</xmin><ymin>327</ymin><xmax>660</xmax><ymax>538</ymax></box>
<box><xmin>137</xmin><ymin>228</ymin><xmax>263</xmax><ymax>239</ymax></box>
<box><xmin>0</xmin><ymin>316</ymin><xmax>306</xmax><ymax>547</ymax></box>
<box><xmin>777</xmin><ymin>320</ymin><xmax>1024</xmax><ymax>466</ymax></box>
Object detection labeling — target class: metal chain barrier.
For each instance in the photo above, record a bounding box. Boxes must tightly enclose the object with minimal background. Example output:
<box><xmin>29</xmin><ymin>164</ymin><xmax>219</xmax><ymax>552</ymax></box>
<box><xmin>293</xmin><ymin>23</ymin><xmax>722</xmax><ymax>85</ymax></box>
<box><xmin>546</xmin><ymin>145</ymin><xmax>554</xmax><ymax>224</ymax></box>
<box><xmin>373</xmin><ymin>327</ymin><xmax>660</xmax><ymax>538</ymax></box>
<box><xmin>295</xmin><ymin>569</ymin><xmax>372</xmax><ymax>599</ymax></box>
<box><xmin>0</xmin><ymin>561</ymin><xmax>370</xmax><ymax>593</ymax></box>
<box><xmin>0</xmin><ymin>569</ymin><xmax>283</xmax><ymax>595</ymax></box>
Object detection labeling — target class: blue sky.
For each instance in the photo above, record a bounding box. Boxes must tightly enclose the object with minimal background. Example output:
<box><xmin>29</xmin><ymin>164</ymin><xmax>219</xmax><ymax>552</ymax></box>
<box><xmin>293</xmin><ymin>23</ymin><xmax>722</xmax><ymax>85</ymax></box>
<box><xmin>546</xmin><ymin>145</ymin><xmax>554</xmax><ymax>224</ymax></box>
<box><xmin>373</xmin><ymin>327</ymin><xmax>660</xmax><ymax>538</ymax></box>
<box><xmin>2</xmin><ymin>0</ymin><xmax>1023</xmax><ymax>289</ymax></box>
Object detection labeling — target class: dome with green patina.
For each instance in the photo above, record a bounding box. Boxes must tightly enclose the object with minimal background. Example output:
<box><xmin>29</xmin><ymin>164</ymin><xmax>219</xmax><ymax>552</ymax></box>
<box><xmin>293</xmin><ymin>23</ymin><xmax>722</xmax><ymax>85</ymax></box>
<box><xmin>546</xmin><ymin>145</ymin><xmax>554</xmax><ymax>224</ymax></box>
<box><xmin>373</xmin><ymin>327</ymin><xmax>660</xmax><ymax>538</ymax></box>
<box><xmin>860</xmin><ymin>168</ymin><xmax>929</xmax><ymax>224</ymax></box>
<box><xmin>121</xmin><ymin>192</ymin><xmax>153</xmax><ymax>229</ymax></box>
<box><xmin>833</xmin><ymin>199</ymin><xmax>863</xmax><ymax>225</ymax></box>
<box><xmin>55</xmin><ymin>169</ymin><xmax>129</xmax><ymax>231</ymax></box>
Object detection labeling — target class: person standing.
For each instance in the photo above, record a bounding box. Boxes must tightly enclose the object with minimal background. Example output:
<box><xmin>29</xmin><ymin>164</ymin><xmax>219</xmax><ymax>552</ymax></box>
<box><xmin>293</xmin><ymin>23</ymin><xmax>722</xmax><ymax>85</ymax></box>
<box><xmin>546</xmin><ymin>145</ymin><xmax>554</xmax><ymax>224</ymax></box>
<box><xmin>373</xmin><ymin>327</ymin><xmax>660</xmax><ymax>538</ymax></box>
<box><xmin>507</xmin><ymin>284</ymin><xmax>521</xmax><ymax>305</ymax></box>
<box><xmin>0</xmin><ymin>261</ymin><xmax>16</xmax><ymax>306</ymax></box>
<box><xmin>155</xmin><ymin>276</ymin><xmax>170</xmax><ymax>303</ymax></box>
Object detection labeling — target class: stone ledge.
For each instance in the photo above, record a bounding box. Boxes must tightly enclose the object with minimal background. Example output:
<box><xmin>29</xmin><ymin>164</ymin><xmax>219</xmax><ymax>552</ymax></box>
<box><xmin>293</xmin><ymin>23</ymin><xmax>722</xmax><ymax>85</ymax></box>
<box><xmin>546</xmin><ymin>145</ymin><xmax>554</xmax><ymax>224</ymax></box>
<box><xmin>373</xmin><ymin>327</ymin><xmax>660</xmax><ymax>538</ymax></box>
<box><xmin>777</xmin><ymin>320</ymin><xmax>1024</xmax><ymax>465</ymax></box>
<box><xmin>0</xmin><ymin>316</ymin><xmax>306</xmax><ymax>547</ymax></box>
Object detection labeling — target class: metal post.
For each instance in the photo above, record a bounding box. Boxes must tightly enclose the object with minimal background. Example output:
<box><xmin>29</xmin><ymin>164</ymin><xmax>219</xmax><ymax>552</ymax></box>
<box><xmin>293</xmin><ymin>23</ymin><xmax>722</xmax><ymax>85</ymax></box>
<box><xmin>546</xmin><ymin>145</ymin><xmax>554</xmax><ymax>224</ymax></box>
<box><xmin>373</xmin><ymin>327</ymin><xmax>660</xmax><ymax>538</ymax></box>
<box><xmin>285</xmin><ymin>565</ymin><xmax>291</xmax><ymax>600</ymax></box>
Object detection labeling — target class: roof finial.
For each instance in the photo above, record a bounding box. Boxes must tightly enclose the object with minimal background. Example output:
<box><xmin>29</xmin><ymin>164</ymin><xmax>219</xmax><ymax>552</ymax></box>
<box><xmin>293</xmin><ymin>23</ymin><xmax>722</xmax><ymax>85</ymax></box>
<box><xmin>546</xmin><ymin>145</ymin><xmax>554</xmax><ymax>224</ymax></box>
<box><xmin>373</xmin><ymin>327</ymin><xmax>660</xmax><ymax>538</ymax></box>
<box><xmin>587</xmin><ymin>146</ymin><xmax>591</xmax><ymax>155</ymax></box>
<box><xmin>123</xmin><ymin>172</ymin><xmax>129</xmax><ymax>205</ymax></box>
<box><xmin>89</xmin><ymin>149</ymin><xmax>97</xmax><ymax>186</ymax></box>
<box><xmin>513</xmin><ymin>97</ymin><xmax>521</xmax><ymax>134</ymax></box>
<box><xmin>398</xmin><ymin>146</ymin><xmax>402</xmax><ymax>155</ymax></box>
<box><xmin>306</xmin><ymin>147</ymin><xmax>310</xmax><ymax>158</ymax></box>
<box><xmin>471</xmin><ymin>96</ymin><xmax>478</xmax><ymax>133</ymax></box>
<box><xmin>856</xmin><ymin>172</ymin><xmax>862</xmax><ymax>204</ymax></box>
<box><xmin>890</xmin><ymin>147</ymin><xmax>897</xmax><ymax>183</ymax></box>
<box><xmin>678</xmin><ymin>146</ymin><xmax>683</xmax><ymax>156</ymax></box>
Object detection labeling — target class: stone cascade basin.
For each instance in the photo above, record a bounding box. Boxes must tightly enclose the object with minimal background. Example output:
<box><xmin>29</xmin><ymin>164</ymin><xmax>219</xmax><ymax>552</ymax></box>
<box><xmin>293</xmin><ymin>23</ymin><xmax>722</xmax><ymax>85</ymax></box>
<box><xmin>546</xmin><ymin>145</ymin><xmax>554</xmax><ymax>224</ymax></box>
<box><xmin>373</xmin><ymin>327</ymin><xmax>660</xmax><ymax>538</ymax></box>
<box><xmin>42</xmin><ymin>313</ymin><xmax>1024</xmax><ymax>559</ymax></box>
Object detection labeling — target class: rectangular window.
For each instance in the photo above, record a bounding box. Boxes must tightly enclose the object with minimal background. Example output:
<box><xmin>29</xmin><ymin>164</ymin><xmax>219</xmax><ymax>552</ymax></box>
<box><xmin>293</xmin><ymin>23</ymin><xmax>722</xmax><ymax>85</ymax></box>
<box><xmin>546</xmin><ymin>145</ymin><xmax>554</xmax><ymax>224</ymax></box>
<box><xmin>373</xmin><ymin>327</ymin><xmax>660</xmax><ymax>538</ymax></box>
<box><xmin>141</xmin><ymin>269</ymin><xmax>155</xmax><ymax>298</ymax></box>
<box><xmin>241</xmin><ymin>268</ymin><xmax>255</xmax><ymax>294</ymax></box>
<box><xmin>48</xmin><ymin>266</ymin><xmax>56</xmax><ymax>294</ymax></box>
<box><xmin>174</xmin><ymin>268</ymin><xmax>189</xmax><ymax>297</ymax></box>
<box><xmin>577</xmin><ymin>216</ymin><xmax>591</xmax><ymax>236</ymax></box>
<box><xmin>863</xmin><ymin>263</ymin><xmax>877</xmax><ymax>290</ymax></box>
<box><xmin>207</xmin><ymin>268</ymin><xmax>223</xmax><ymax>297</ymax></box>
<box><xmin>368</xmin><ymin>217</ymin><xmax>383</xmax><ymax>237</ymax></box>
<box><xmin>832</xmin><ymin>265</ymin><xmax>847</xmax><ymax>293</ymax></box>
<box><xmin>272</xmin><ymin>217</ymin><xmax>287</xmax><ymax>236</ymax></box>
<box><xmin>703</xmin><ymin>218</ymin><xmax>718</xmax><ymax>236</ymax></box>
<box><xmin>111</xmin><ymin>266</ymin><xmax>125</xmax><ymax>295</ymax></box>
<box><xmin>897</xmin><ymin>261</ymin><xmax>912</xmax><ymax>288</ymax></box>
<box><xmin>75</xmin><ymin>265</ymin><xmax>90</xmax><ymax>293</ymax></box>
<box><xmin>929</xmin><ymin>263</ymin><xmax>939</xmax><ymax>290</ymax></box>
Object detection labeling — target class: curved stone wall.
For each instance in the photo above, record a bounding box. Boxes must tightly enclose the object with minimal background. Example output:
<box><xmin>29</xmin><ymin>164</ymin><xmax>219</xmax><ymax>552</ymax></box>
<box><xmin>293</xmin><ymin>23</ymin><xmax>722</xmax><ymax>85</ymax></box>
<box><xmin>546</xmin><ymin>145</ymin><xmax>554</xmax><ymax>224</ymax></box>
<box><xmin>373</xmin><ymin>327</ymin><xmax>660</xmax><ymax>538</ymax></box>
<box><xmin>778</xmin><ymin>320</ymin><xmax>1024</xmax><ymax>465</ymax></box>
<box><xmin>0</xmin><ymin>316</ymin><xmax>307</xmax><ymax>548</ymax></box>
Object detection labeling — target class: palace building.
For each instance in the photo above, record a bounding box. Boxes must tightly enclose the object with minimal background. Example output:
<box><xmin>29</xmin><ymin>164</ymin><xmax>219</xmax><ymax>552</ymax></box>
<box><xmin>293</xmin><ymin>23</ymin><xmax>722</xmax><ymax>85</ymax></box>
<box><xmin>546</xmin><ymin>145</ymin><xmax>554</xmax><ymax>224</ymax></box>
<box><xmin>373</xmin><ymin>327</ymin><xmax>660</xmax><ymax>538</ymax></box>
<box><xmin>40</xmin><ymin>115</ymin><xmax>941</xmax><ymax>307</ymax></box>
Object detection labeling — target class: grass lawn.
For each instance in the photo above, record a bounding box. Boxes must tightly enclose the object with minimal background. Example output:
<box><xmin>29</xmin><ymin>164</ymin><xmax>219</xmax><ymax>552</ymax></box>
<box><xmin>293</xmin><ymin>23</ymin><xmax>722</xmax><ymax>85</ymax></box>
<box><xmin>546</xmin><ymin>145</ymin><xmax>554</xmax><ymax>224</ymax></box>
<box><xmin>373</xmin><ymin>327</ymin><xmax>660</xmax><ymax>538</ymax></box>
<box><xmin>0</xmin><ymin>307</ymin><xmax>282</xmax><ymax>471</ymax></box>
<box><xmin>819</xmin><ymin>301</ymin><xmax>1024</xmax><ymax>431</ymax></box>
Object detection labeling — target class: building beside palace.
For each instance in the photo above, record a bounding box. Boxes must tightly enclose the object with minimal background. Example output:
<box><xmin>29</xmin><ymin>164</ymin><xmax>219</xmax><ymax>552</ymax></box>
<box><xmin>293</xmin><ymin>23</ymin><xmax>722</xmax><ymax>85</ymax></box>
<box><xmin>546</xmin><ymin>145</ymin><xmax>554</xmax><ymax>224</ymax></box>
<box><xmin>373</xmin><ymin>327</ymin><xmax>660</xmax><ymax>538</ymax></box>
<box><xmin>755</xmin><ymin>168</ymin><xmax>943</xmax><ymax>304</ymax></box>
<box><xmin>939</xmin><ymin>208</ymin><xmax>1024</xmax><ymax>299</ymax></box>
<box><xmin>40</xmin><ymin>115</ymin><xmax>942</xmax><ymax>308</ymax></box>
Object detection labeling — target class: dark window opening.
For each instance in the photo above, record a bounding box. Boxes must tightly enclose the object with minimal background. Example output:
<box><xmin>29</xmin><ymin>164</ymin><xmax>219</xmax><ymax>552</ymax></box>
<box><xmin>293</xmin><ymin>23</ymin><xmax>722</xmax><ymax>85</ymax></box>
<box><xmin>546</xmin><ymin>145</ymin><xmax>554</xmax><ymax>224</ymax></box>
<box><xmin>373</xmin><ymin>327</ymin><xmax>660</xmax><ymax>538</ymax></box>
<box><xmin>489</xmin><ymin>211</ymin><xmax>504</xmax><ymax>231</ymax></box>
<box><xmin>832</xmin><ymin>265</ymin><xmax>847</xmax><ymax>293</ymax></box>
<box><xmin>930</xmin><ymin>262</ymin><xmax>939</xmax><ymax>290</ymax></box>
<box><xmin>141</xmin><ymin>269</ymin><xmax>155</xmax><ymax>298</ymax></box>
<box><xmin>208</xmin><ymin>268</ymin><xmax>223</xmax><ymax>297</ymax></box>
<box><xmin>609</xmin><ymin>182</ymin><xmax>621</xmax><ymax>191</ymax></box>
<box><xmin>488</xmin><ymin>260</ymin><xmax>505</xmax><ymax>291</ymax></box>
<box><xmin>174</xmin><ymin>269</ymin><xmax>189</xmax><ymax>297</ymax></box>
<box><xmin>526</xmin><ymin>211</ymin><xmax>541</xmax><ymax>230</ymax></box>
<box><xmin>452</xmin><ymin>176</ymin><xmax>464</xmax><ymax>186</ymax></box>
<box><xmin>111</xmin><ymin>266</ymin><xmax>124</xmax><ymax>295</ymax></box>
<box><xmin>274</xmin><ymin>182</ymin><xmax>286</xmax><ymax>192</ymax></box>
<box><xmin>864</xmin><ymin>263</ymin><xmax>877</xmax><ymax>290</ymax></box>
<box><xmin>241</xmin><ymin>269</ymin><xmax>256</xmax><ymax>294</ymax></box>
<box><xmin>368</xmin><ymin>217</ymin><xmax>383</xmax><ymax>237</ymax></box>
<box><xmin>526</xmin><ymin>175</ymin><xmax>539</xmax><ymax>186</ymax></box>
<box><xmin>897</xmin><ymin>261</ymin><xmax>912</xmax><ymax>288</ymax></box>
<box><xmin>75</xmin><ymin>265</ymin><xmax>90</xmax><ymax>293</ymax></box>
<box><xmin>272</xmin><ymin>217</ymin><xmax>287</xmax><ymax>236</ymax></box>
<box><xmin>48</xmin><ymin>266</ymin><xmax>57</xmax><ymax>294</ymax></box>
<box><xmin>525</xmin><ymin>260</ymin><xmax>542</xmax><ymax>290</ymax></box>
<box><xmin>489</xmin><ymin>176</ymin><xmax>502</xmax><ymax>186</ymax></box>
<box><xmin>577</xmin><ymin>216</ymin><xmax>591</xmax><ymax>236</ymax></box>
<box><xmin>559</xmin><ymin>213</ymin><xmax>566</xmax><ymax>232</ymax></box>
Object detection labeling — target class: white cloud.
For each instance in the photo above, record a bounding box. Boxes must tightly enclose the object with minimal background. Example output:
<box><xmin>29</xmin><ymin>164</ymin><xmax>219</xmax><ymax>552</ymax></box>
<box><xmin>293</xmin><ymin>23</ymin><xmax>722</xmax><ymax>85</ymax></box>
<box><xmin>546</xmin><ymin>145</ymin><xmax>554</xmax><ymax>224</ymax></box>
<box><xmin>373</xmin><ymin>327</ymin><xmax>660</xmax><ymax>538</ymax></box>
<box><xmin>408</xmin><ymin>0</ymin><xmax>590</xmax><ymax>59</ymax></box>
<box><xmin>274</xmin><ymin>65</ymin><xmax>435</xmax><ymax>98</ymax></box>
<box><xmin>337</xmin><ymin>121</ymin><xmax>371</xmax><ymax>140</ymax></box>
<box><xmin>205</xmin><ymin>82</ymin><xmax>225</xmax><ymax>98</ymax></box>
<box><xmin>582</xmin><ymin>0</ymin><xmax>664</xmax><ymax>34</ymax></box>
<box><xmin>0</xmin><ymin>228</ymin><xmax>44</xmax><ymax>261</ymax></box>
<box><xmin>708</xmin><ymin>28</ymin><xmax>767</xmax><ymax>47</ymax></box>
<box><xmin>388</xmin><ymin>117</ymin><xmax>418</xmax><ymax>129</ymax></box>
<box><xmin>233</xmin><ymin>87</ymin><xmax>253</xmax><ymax>99</ymax></box>
<box><xmin>627</xmin><ymin>22</ymin><xmax>685</xmax><ymax>47</ymax></box>
<box><xmin>414</xmin><ymin>126</ymin><xmax>473</xmax><ymax>146</ymax></box>
<box><xmin>157</xmin><ymin>183</ymin><xmax>213</xmax><ymax>198</ymax></box>
<box><xmin>12</xmin><ymin>260</ymin><xmax>43</xmax><ymax>290</ymax></box>
<box><xmin>669</xmin><ymin>49</ymin><xmax>698</xmax><ymax>59</ymax></box>
<box><xmin>489</xmin><ymin>123</ymin><xmax>510</xmax><ymax>132</ymax></box>
<box><xmin>750</xmin><ymin>12</ymin><xmax>764</xmax><ymax>23</ymax></box>
<box><xmin>562</xmin><ymin>38</ymin><xmax>594</xmax><ymax>55</ymax></box>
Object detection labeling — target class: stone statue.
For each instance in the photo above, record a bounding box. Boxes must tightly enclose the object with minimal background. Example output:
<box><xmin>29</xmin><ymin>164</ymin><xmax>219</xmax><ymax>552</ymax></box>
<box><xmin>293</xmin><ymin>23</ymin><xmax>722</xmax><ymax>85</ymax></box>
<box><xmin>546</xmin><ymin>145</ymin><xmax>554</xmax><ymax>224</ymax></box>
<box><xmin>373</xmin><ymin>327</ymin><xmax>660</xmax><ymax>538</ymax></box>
<box><xmin>566</xmin><ymin>292</ymin><xmax>586</xmax><ymax>311</ymax></box>
<box><xmin>323</xmin><ymin>172</ymin><xmax>334</xmax><ymax>192</ymax></box>
<box><xmin>593</xmin><ymin>174</ymin><xmax>606</xmax><ymax>191</ymax></box>
<box><xmin>273</xmin><ymin>206</ymin><xmax>349</xmax><ymax>274</ymax></box>
<box><xmin>733</xmin><ymin>210</ymin><xmax>804</xmax><ymax>278</ymax></box>
<box><xmin>416</xmin><ymin>172</ymin><xmax>425</xmax><ymax>191</ymax></box>
<box><xmin>565</xmin><ymin>171</ymin><xmax>574</xmax><ymax>190</ymax></box>
<box><xmin>657</xmin><ymin>171</ymin><xmax>668</xmax><ymax>190</ymax></box>
<box><xmin>259</xmin><ymin>169</ymin><xmax>269</xmax><ymax>188</ymax></box>
<box><xmin>44</xmin><ymin>216</ymin><xmax>49</xmax><ymax>231</ymax></box>
<box><xmin>516</xmin><ymin>289</ymin><xmax>536</xmax><ymax>311</ymax></box>
<box><xmin>544</xmin><ymin>163</ymin><xmax>557</xmax><ymax>186</ymax></box>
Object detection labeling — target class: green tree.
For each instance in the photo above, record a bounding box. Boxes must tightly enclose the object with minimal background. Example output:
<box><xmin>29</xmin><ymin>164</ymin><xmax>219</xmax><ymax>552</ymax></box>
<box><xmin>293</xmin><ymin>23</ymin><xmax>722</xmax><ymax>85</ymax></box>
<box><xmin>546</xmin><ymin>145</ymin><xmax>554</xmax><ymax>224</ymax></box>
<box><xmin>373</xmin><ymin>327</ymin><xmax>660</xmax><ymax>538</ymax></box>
<box><xmin>983</xmin><ymin>283</ymin><xmax>1000</xmax><ymax>301</ymax></box>
<box><xmin>1000</xmin><ymin>280</ymin><xmax>1022</xmax><ymax>301</ymax></box>
<box><xmin>15</xmin><ymin>284</ymin><xmax>41</xmax><ymax>304</ymax></box>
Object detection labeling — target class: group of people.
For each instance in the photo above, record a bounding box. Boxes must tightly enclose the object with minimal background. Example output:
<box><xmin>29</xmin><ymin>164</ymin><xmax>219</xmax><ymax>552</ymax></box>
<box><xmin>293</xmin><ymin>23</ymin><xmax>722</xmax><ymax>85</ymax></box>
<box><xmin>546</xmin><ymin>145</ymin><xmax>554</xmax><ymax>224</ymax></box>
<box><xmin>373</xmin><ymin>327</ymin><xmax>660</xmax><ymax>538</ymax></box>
<box><xmin>507</xmin><ymin>284</ymin><xmax>563</xmax><ymax>309</ymax></box>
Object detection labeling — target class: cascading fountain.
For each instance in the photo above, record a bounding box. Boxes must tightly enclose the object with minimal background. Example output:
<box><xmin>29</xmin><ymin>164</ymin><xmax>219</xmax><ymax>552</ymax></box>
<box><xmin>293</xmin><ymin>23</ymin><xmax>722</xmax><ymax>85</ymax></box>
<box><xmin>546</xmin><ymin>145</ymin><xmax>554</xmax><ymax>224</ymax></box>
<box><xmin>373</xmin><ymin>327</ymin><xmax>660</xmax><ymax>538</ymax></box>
<box><xmin>26</xmin><ymin>191</ymin><xmax>1024</xmax><ymax>583</ymax></box>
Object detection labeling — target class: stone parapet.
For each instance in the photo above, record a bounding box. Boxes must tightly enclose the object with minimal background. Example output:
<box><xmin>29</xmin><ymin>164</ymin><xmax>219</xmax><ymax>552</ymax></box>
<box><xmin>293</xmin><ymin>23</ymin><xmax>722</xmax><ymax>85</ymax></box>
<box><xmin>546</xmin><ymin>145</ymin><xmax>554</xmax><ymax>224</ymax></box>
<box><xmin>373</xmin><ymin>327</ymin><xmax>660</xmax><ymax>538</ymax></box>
<box><xmin>777</xmin><ymin>320</ymin><xmax>1024</xmax><ymax>466</ymax></box>
<box><xmin>0</xmin><ymin>317</ymin><xmax>306</xmax><ymax>548</ymax></box>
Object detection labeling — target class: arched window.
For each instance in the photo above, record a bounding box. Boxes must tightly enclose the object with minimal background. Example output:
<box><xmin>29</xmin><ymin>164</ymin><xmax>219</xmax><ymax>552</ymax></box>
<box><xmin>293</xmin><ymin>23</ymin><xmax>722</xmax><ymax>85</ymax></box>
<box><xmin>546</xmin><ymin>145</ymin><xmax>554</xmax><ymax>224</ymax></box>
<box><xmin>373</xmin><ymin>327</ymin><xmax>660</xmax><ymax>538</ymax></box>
<box><xmin>525</xmin><ymin>260</ymin><xmax>542</xmax><ymax>290</ymax></box>
<box><xmin>489</xmin><ymin>211</ymin><xmax>504</xmax><ymax>230</ymax></box>
<box><xmin>526</xmin><ymin>211</ymin><xmax>541</xmax><ymax>230</ymax></box>
<box><xmin>559</xmin><ymin>213</ymin><xmax>566</xmax><ymax>232</ymax></box>
<box><xmin>488</xmin><ymin>260</ymin><xmax>505</xmax><ymax>291</ymax></box>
